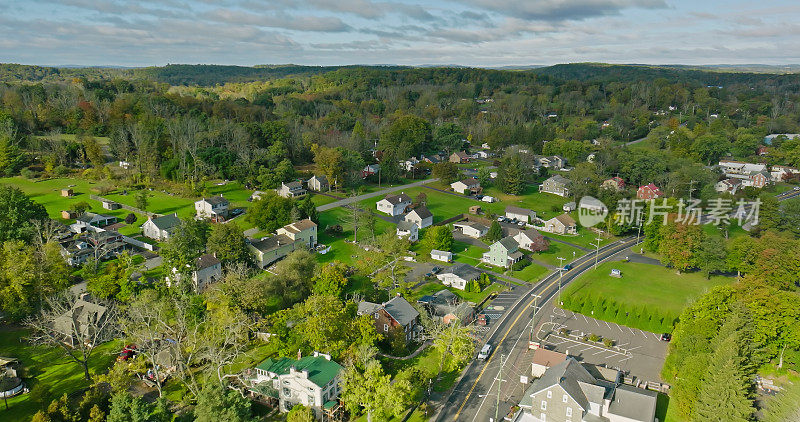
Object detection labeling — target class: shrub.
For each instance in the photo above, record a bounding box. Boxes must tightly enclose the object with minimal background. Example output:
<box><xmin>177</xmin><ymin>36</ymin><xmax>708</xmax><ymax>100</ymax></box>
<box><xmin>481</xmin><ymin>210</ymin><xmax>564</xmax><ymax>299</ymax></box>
<box><xmin>325</xmin><ymin>224</ymin><xmax>343</xmax><ymax>236</ymax></box>
<box><xmin>511</xmin><ymin>259</ymin><xmax>530</xmax><ymax>271</ymax></box>
<box><xmin>20</xmin><ymin>168</ymin><xmax>35</xmax><ymax>179</ymax></box>
<box><xmin>603</xmin><ymin>338</ymin><xmax>614</xmax><ymax>347</ymax></box>
<box><xmin>589</xmin><ymin>333</ymin><xmax>600</xmax><ymax>342</ymax></box>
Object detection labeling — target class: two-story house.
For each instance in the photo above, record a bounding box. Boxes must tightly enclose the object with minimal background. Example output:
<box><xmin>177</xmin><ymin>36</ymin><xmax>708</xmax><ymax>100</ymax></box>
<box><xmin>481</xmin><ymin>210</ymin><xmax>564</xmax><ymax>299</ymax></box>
<box><xmin>251</xmin><ymin>352</ymin><xmax>344</xmax><ymax>419</ymax></box>
<box><xmin>539</xmin><ymin>175</ymin><xmax>571</xmax><ymax>197</ymax></box>
<box><xmin>396</xmin><ymin>220</ymin><xmax>419</xmax><ymax>242</ymax></box>
<box><xmin>636</xmin><ymin>184</ymin><xmax>662</xmax><ymax>200</ymax></box>
<box><xmin>276</xmin><ymin>181</ymin><xmax>307</xmax><ymax>198</ymax></box>
<box><xmin>307</xmin><ymin>175</ymin><xmax>329</xmax><ymax>192</ymax></box>
<box><xmin>513</xmin><ymin>358</ymin><xmax>658</xmax><ymax>422</ymax></box>
<box><xmin>483</xmin><ymin>236</ymin><xmax>524</xmax><ymax>268</ymax></box>
<box><xmin>141</xmin><ymin>213</ymin><xmax>181</xmax><ymax>241</ymax></box>
<box><xmin>536</xmin><ymin>155</ymin><xmax>566</xmax><ymax>170</ymax></box>
<box><xmin>601</xmin><ymin>177</ymin><xmax>626</xmax><ymax>192</ymax></box>
<box><xmin>248</xmin><ymin>235</ymin><xmax>298</xmax><ymax>269</ymax></box>
<box><xmin>543</xmin><ymin>214</ymin><xmax>578</xmax><ymax>235</ymax></box>
<box><xmin>449</xmin><ymin>151</ymin><xmax>470</xmax><ymax>163</ymax></box>
<box><xmin>376</xmin><ymin>193</ymin><xmax>412</xmax><ymax>216</ymax></box>
<box><xmin>506</xmin><ymin>206</ymin><xmax>536</xmax><ymax>223</ymax></box>
<box><xmin>277</xmin><ymin>219</ymin><xmax>317</xmax><ymax>248</ymax></box>
<box><xmin>357</xmin><ymin>295</ymin><xmax>420</xmax><ymax>344</ymax></box>
<box><xmin>403</xmin><ymin>206</ymin><xmax>433</xmax><ymax>229</ymax></box>
<box><xmin>167</xmin><ymin>253</ymin><xmax>222</xmax><ymax>291</ymax></box>
<box><xmin>195</xmin><ymin>195</ymin><xmax>229</xmax><ymax>221</ymax></box>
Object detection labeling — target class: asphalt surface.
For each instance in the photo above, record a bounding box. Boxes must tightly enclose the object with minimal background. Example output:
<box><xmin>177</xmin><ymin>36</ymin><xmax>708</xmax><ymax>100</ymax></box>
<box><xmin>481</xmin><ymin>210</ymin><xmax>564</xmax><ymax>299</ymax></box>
<box><xmin>436</xmin><ymin>236</ymin><xmax>640</xmax><ymax>422</ymax></box>
<box><xmin>315</xmin><ymin>178</ymin><xmax>438</xmax><ymax>212</ymax></box>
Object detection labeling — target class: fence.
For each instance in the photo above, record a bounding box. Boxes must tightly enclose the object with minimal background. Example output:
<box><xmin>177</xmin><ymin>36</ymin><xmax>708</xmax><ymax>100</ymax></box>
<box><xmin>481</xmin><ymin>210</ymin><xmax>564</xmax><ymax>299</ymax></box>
<box><xmin>121</xmin><ymin>235</ymin><xmax>156</xmax><ymax>251</ymax></box>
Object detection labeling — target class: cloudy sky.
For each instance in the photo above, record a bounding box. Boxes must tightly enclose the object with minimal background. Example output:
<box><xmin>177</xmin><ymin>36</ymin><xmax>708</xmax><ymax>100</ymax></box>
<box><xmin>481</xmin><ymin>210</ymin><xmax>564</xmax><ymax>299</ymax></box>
<box><xmin>1</xmin><ymin>0</ymin><xmax>799</xmax><ymax>67</ymax></box>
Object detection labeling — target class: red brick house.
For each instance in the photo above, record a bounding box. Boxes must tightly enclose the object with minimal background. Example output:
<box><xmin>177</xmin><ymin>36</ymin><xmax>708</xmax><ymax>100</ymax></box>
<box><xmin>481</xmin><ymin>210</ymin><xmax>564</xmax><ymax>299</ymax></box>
<box><xmin>357</xmin><ymin>295</ymin><xmax>420</xmax><ymax>344</ymax></box>
<box><xmin>637</xmin><ymin>183</ymin><xmax>663</xmax><ymax>200</ymax></box>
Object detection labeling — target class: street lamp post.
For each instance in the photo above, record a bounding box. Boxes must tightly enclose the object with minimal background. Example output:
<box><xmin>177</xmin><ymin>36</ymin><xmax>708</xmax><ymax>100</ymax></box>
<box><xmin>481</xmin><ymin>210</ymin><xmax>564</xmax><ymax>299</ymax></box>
<box><xmin>556</xmin><ymin>256</ymin><xmax>565</xmax><ymax>305</ymax></box>
<box><xmin>592</xmin><ymin>237</ymin><xmax>603</xmax><ymax>269</ymax></box>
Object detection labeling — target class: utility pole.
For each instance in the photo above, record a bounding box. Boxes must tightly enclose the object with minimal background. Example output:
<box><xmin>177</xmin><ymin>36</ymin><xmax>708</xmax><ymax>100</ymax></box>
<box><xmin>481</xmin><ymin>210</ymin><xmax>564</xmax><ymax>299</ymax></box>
<box><xmin>495</xmin><ymin>353</ymin><xmax>506</xmax><ymax>422</ymax></box>
<box><xmin>688</xmin><ymin>179</ymin><xmax>697</xmax><ymax>200</ymax></box>
<box><xmin>556</xmin><ymin>256</ymin><xmax>565</xmax><ymax>305</ymax></box>
<box><xmin>592</xmin><ymin>237</ymin><xmax>603</xmax><ymax>269</ymax></box>
<box><xmin>635</xmin><ymin>212</ymin><xmax>643</xmax><ymax>254</ymax></box>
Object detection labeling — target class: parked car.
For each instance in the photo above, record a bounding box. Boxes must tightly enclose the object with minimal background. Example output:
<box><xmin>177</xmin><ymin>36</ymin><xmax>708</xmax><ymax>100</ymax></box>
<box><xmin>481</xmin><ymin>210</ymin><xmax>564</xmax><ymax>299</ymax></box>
<box><xmin>517</xmin><ymin>221</ymin><xmax>526</xmax><ymax>227</ymax></box>
<box><xmin>660</xmin><ymin>333</ymin><xmax>672</xmax><ymax>342</ymax></box>
<box><xmin>477</xmin><ymin>343</ymin><xmax>493</xmax><ymax>361</ymax></box>
<box><xmin>118</xmin><ymin>344</ymin><xmax>137</xmax><ymax>361</ymax></box>
<box><xmin>497</xmin><ymin>217</ymin><xmax>505</xmax><ymax>222</ymax></box>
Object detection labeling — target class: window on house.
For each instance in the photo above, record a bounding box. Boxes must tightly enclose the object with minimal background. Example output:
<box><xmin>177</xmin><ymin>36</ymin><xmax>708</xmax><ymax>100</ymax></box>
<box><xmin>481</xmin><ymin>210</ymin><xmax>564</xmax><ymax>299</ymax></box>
<box><xmin>283</xmin><ymin>388</ymin><xmax>291</xmax><ymax>396</ymax></box>
<box><xmin>562</xmin><ymin>394</ymin><xmax>568</xmax><ymax>403</ymax></box>
<box><xmin>374</xmin><ymin>313</ymin><xmax>379</xmax><ymax>319</ymax></box>
<box><xmin>539</xmin><ymin>414</ymin><xmax>546</xmax><ymax>421</ymax></box>
<box><xmin>383</xmin><ymin>324</ymin><xmax>389</xmax><ymax>332</ymax></box>
<box><xmin>566</xmin><ymin>407</ymin><xmax>572</xmax><ymax>417</ymax></box>
<box><xmin>541</xmin><ymin>400</ymin><xmax>547</xmax><ymax>410</ymax></box>
<box><xmin>546</xmin><ymin>390</ymin><xmax>552</xmax><ymax>399</ymax></box>
<box><xmin>308</xmin><ymin>395</ymin><xmax>314</xmax><ymax>405</ymax></box>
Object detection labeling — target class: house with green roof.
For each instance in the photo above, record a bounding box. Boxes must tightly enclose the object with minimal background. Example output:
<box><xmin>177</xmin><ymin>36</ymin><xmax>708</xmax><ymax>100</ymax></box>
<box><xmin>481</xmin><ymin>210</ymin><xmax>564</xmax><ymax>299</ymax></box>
<box><xmin>250</xmin><ymin>351</ymin><xmax>343</xmax><ymax>418</ymax></box>
<box><xmin>141</xmin><ymin>213</ymin><xmax>181</xmax><ymax>241</ymax></box>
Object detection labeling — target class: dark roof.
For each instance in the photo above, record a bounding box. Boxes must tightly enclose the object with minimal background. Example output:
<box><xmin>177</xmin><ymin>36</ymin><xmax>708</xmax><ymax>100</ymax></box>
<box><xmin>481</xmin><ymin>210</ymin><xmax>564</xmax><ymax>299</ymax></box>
<box><xmin>382</xmin><ymin>296</ymin><xmax>419</xmax><ymax>327</ymax></box>
<box><xmin>357</xmin><ymin>301</ymin><xmax>381</xmax><ymax>315</ymax></box>
<box><xmin>150</xmin><ymin>214</ymin><xmax>181</xmax><ymax>231</ymax></box>
<box><xmin>250</xmin><ymin>234</ymin><xmax>295</xmax><ymax>252</ymax></box>
<box><xmin>396</xmin><ymin>220</ymin><xmax>417</xmax><ymax>231</ymax></box>
<box><xmin>545</xmin><ymin>174</ymin><xmax>571</xmax><ymax>185</ymax></box>
<box><xmin>607</xmin><ymin>384</ymin><xmax>659</xmax><ymax>421</ymax></box>
<box><xmin>283</xmin><ymin>181</ymin><xmax>303</xmax><ymax>189</ymax></box>
<box><xmin>309</xmin><ymin>174</ymin><xmax>328</xmax><ymax>183</ymax></box>
<box><xmin>496</xmin><ymin>236</ymin><xmax>519</xmax><ymax>251</ymax></box>
<box><xmin>384</xmin><ymin>193</ymin><xmax>412</xmax><ymax>205</ymax></box>
<box><xmin>196</xmin><ymin>253</ymin><xmax>220</xmax><ymax>270</ymax></box>
<box><xmin>202</xmin><ymin>195</ymin><xmax>229</xmax><ymax>206</ymax></box>
<box><xmin>77</xmin><ymin>212</ymin><xmax>113</xmax><ymax>224</ymax></box>
<box><xmin>521</xmin><ymin>358</ymin><xmax>600</xmax><ymax>411</ymax></box>
<box><xmin>443</xmin><ymin>263</ymin><xmax>481</xmax><ymax>281</ymax></box>
<box><xmin>255</xmin><ymin>355</ymin><xmax>342</xmax><ymax>388</ymax></box>
<box><xmin>505</xmin><ymin>206</ymin><xmax>533</xmax><ymax>215</ymax></box>
<box><xmin>408</xmin><ymin>206</ymin><xmax>433</xmax><ymax>219</ymax></box>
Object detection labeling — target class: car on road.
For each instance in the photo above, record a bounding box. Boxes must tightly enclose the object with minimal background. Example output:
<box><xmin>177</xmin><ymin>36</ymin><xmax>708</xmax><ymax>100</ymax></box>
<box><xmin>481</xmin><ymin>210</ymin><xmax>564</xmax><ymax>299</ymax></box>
<box><xmin>477</xmin><ymin>343</ymin><xmax>493</xmax><ymax>361</ymax></box>
<box><xmin>560</xmin><ymin>264</ymin><xmax>573</xmax><ymax>271</ymax></box>
<box><xmin>794</xmin><ymin>187</ymin><xmax>800</xmax><ymax>191</ymax></box>
<box><xmin>660</xmin><ymin>333</ymin><xmax>672</xmax><ymax>342</ymax></box>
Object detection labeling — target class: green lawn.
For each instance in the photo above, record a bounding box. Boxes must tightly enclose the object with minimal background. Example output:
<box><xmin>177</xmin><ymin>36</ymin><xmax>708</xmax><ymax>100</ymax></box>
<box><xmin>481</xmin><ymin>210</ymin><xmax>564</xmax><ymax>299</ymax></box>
<box><xmin>0</xmin><ymin>327</ymin><xmax>121</xmax><ymax>421</ymax></box>
<box><xmin>411</xmin><ymin>280</ymin><xmax>505</xmax><ymax>304</ymax></box>
<box><xmin>535</xmin><ymin>241</ymin><xmax>585</xmax><ymax>266</ymax></box>
<box><xmin>563</xmin><ymin>261</ymin><xmax>733</xmax><ymax>322</ymax></box>
<box><xmin>316</xmin><ymin>207</ymin><xmax>394</xmax><ymax>267</ymax></box>
<box><xmin>510</xmin><ymin>262</ymin><xmax>550</xmax><ymax>282</ymax></box>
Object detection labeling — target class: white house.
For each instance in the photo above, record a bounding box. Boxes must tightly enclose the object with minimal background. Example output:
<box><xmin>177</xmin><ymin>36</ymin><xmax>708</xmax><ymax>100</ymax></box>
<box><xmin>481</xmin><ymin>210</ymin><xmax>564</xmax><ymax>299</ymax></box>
<box><xmin>513</xmin><ymin>228</ymin><xmax>549</xmax><ymax>252</ymax></box>
<box><xmin>195</xmin><ymin>195</ymin><xmax>229</xmax><ymax>221</ymax></box>
<box><xmin>715</xmin><ymin>178</ymin><xmax>742</xmax><ymax>194</ymax></box>
<box><xmin>542</xmin><ymin>214</ymin><xmax>578</xmax><ymax>235</ymax></box>
<box><xmin>307</xmin><ymin>175</ymin><xmax>329</xmax><ymax>191</ymax></box>
<box><xmin>276</xmin><ymin>181</ymin><xmax>307</xmax><ymax>198</ymax></box>
<box><xmin>453</xmin><ymin>221</ymin><xmax>488</xmax><ymax>238</ymax></box>
<box><xmin>404</xmin><ymin>206</ymin><xmax>433</xmax><ymax>229</ymax></box>
<box><xmin>376</xmin><ymin>193</ymin><xmax>412</xmax><ymax>216</ymax></box>
<box><xmin>167</xmin><ymin>253</ymin><xmax>222</xmax><ymax>291</ymax></box>
<box><xmin>450</xmin><ymin>178</ymin><xmax>481</xmax><ymax>195</ymax></box>
<box><xmin>431</xmin><ymin>249</ymin><xmax>453</xmax><ymax>262</ymax></box>
<box><xmin>276</xmin><ymin>219</ymin><xmax>318</xmax><ymax>247</ymax></box>
<box><xmin>505</xmin><ymin>206</ymin><xmax>536</xmax><ymax>223</ymax></box>
<box><xmin>436</xmin><ymin>263</ymin><xmax>481</xmax><ymax>290</ymax></box>
<box><xmin>396</xmin><ymin>221</ymin><xmax>419</xmax><ymax>242</ymax></box>
<box><xmin>251</xmin><ymin>352</ymin><xmax>343</xmax><ymax>419</ymax></box>
<box><xmin>771</xmin><ymin>165</ymin><xmax>800</xmax><ymax>182</ymax></box>
<box><xmin>141</xmin><ymin>213</ymin><xmax>181</xmax><ymax>241</ymax></box>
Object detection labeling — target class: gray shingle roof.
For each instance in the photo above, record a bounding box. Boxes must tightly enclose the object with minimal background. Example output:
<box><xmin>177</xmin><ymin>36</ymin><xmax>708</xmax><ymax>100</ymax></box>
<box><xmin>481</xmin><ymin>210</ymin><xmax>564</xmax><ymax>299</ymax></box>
<box><xmin>396</xmin><ymin>220</ymin><xmax>417</xmax><ymax>231</ymax></box>
<box><xmin>496</xmin><ymin>236</ymin><xmax>519</xmax><ymax>251</ymax></box>
<box><xmin>607</xmin><ymin>384</ymin><xmax>658</xmax><ymax>421</ymax></box>
<box><xmin>408</xmin><ymin>206</ymin><xmax>432</xmax><ymax>219</ymax></box>
<box><xmin>443</xmin><ymin>263</ymin><xmax>481</xmax><ymax>281</ymax></box>
<box><xmin>249</xmin><ymin>234</ymin><xmax>294</xmax><ymax>252</ymax></box>
<box><xmin>545</xmin><ymin>174</ymin><xmax>571</xmax><ymax>185</ymax></box>
<box><xmin>203</xmin><ymin>195</ymin><xmax>229</xmax><ymax>206</ymax></box>
<box><xmin>520</xmin><ymin>357</ymin><xmax>599</xmax><ymax>411</ymax></box>
<box><xmin>383</xmin><ymin>296</ymin><xmax>419</xmax><ymax>327</ymax></box>
<box><xmin>384</xmin><ymin>193</ymin><xmax>412</xmax><ymax>205</ymax></box>
<box><xmin>505</xmin><ymin>206</ymin><xmax>533</xmax><ymax>215</ymax></box>
<box><xmin>196</xmin><ymin>253</ymin><xmax>220</xmax><ymax>270</ymax></box>
<box><xmin>150</xmin><ymin>214</ymin><xmax>181</xmax><ymax>231</ymax></box>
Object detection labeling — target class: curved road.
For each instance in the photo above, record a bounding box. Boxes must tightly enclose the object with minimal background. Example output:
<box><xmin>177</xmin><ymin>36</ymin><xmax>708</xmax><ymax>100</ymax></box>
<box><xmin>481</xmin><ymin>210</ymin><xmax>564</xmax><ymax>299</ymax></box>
<box><xmin>436</xmin><ymin>236</ymin><xmax>640</xmax><ymax>422</ymax></box>
<box><xmin>315</xmin><ymin>178</ymin><xmax>438</xmax><ymax>212</ymax></box>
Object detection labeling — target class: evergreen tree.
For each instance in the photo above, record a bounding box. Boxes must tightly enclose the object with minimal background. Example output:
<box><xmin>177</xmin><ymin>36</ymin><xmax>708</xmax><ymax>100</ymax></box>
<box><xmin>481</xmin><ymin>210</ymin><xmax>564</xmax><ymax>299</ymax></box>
<box><xmin>486</xmin><ymin>221</ymin><xmax>504</xmax><ymax>243</ymax></box>
<box><xmin>499</xmin><ymin>153</ymin><xmax>525</xmax><ymax>195</ymax></box>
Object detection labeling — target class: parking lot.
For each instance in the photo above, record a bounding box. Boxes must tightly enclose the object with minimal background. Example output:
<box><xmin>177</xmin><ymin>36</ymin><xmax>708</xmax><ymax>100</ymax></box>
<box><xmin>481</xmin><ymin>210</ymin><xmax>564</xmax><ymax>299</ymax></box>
<box><xmin>534</xmin><ymin>305</ymin><xmax>668</xmax><ymax>383</ymax></box>
<box><xmin>475</xmin><ymin>284</ymin><xmax>528</xmax><ymax>334</ymax></box>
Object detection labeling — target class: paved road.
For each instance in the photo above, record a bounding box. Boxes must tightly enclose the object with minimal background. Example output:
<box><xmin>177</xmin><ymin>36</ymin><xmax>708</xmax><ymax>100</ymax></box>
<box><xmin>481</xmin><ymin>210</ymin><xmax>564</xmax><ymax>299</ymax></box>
<box><xmin>316</xmin><ymin>178</ymin><xmax>438</xmax><ymax>212</ymax></box>
<box><xmin>435</xmin><ymin>236</ymin><xmax>640</xmax><ymax>422</ymax></box>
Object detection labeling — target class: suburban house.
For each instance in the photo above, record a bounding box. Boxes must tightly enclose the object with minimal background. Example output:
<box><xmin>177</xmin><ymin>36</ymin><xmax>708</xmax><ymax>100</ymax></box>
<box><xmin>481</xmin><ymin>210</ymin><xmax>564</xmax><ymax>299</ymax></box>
<box><xmin>250</xmin><ymin>352</ymin><xmax>343</xmax><ymax>418</ymax></box>
<box><xmin>601</xmin><ymin>177</ymin><xmax>626</xmax><ymax>192</ymax></box>
<box><xmin>483</xmin><ymin>236</ymin><xmax>524</xmax><ymax>268</ymax></box>
<box><xmin>436</xmin><ymin>263</ymin><xmax>481</xmax><ymax>290</ymax></box>
<box><xmin>423</xmin><ymin>154</ymin><xmax>444</xmax><ymax>164</ymax></box>
<box><xmin>476</xmin><ymin>150</ymin><xmax>494</xmax><ymax>158</ymax></box>
<box><xmin>101</xmin><ymin>200</ymin><xmax>121</xmax><ymax>210</ymax></box>
<box><xmin>718</xmin><ymin>160</ymin><xmax>771</xmax><ymax>188</ymax></box>
<box><xmin>506</xmin><ymin>206</ymin><xmax>536</xmax><ymax>223</ymax></box>
<box><xmin>543</xmin><ymin>214</ymin><xmax>578</xmax><ymax>235</ymax></box>
<box><xmin>193</xmin><ymin>254</ymin><xmax>222</xmax><ymax>291</ymax></box>
<box><xmin>539</xmin><ymin>175</ymin><xmax>571</xmax><ymax>197</ymax></box>
<box><xmin>307</xmin><ymin>175</ymin><xmax>329</xmax><ymax>191</ymax></box>
<box><xmin>417</xmin><ymin>289</ymin><xmax>474</xmax><ymax>324</ymax></box>
<box><xmin>404</xmin><ymin>206</ymin><xmax>433</xmax><ymax>229</ymax></box>
<box><xmin>73</xmin><ymin>212</ymin><xmax>117</xmax><ymax>232</ymax></box>
<box><xmin>636</xmin><ymin>183</ymin><xmax>663</xmax><ymax>200</ymax></box>
<box><xmin>276</xmin><ymin>181</ymin><xmax>307</xmax><ymax>198</ymax></box>
<box><xmin>453</xmin><ymin>221</ymin><xmax>488</xmax><ymax>238</ymax></box>
<box><xmin>449</xmin><ymin>150</ymin><xmax>470</xmax><ymax>163</ymax></box>
<box><xmin>195</xmin><ymin>195</ymin><xmax>229</xmax><ymax>221</ymax></box>
<box><xmin>771</xmin><ymin>165</ymin><xmax>800</xmax><ymax>182</ymax></box>
<box><xmin>535</xmin><ymin>155</ymin><xmax>566</xmax><ymax>169</ymax></box>
<box><xmin>376</xmin><ymin>193</ymin><xmax>412</xmax><ymax>216</ymax></box>
<box><xmin>142</xmin><ymin>213</ymin><xmax>181</xmax><ymax>241</ymax></box>
<box><xmin>530</xmin><ymin>348</ymin><xmax>568</xmax><ymax>378</ymax></box>
<box><xmin>60</xmin><ymin>234</ymin><xmax>126</xmax><ymax>266</ymax></box>
<box><xmin>249</xmin><ymin>235</ymin><xmax>298</xmax><ymax>269</ymax></box>
<box><xmin>277</xmin><ymin>219</ymin><xmax>318</xmax><ymax>248</ymax></box>
<box><xmin>513</xmin><ymin>228</ymin><xmax>549</xmax><ymax>252</ymax></box>
<box><xmin>358</xmin><ymin>295</ymin><xmax>420</xmax><ymax>344</ymax></box>
<box><xmin>450</xmin><ymin>178</ymin><xmax>481</xmax><ymax>195</ymax></box>
<box><xmin>396</xmin><ymin>220</ymin><xmax>419</xmax><ymax>242</ymax></box>
<box><xmin>745</xmin><ymin>170</ymin><xmax>771</xmax><ymax>188</ymax></box>
<box><xmin>513</xmin><ymin>358</ymin><xmax>658</xmax><ymax>422</ymax></box>
<box><xmin>362</xmin><ymin>164</ymin><xmax>380</xmax><ymax>178</ymax></box>
<box><xmin>61</xmin><ymin>210</ymin><xmax>77</xmax><ymax>219</ymax></box>
<box><xmin>400</xmin><ymin>157</ymin><xmax>420</xmax><ymax>171</ymax></box>
<box><xmin>53</xmin><ymin>297</ymin><xmax>109</xmax><ymax>347</ymax></box>
<box><xmin>430</xmin><ymin>249</ymin><xmax>453</xmax><ymax>262</ymax></box>
<box><xmin>715</xmin><ymin>178</ymin><xmax>743</xmax><ymax>194</ymax></box>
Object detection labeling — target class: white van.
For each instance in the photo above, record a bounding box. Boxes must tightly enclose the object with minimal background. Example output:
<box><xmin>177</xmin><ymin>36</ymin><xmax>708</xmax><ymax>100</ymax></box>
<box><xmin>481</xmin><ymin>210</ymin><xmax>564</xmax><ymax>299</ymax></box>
<box><xmin>481</xmin><ymin>196</ymin><xmax>496</xmax><ymax>203</ymax></box>
<box><xmin>477</xmin><ymin>343</ymin><xmax>493</xmax><ymax>360</ymax></box>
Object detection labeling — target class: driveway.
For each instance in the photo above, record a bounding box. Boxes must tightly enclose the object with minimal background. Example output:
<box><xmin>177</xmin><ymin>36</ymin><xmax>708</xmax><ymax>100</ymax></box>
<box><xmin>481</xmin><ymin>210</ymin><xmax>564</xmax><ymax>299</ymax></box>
<box><xmin>144</xmin><ymin>256</ymin><xmax>162</xmax><ymax>270</ymax></box>
<box><xmin>316</xmin><ymin>178</ymin><xmax>438</xmax><ymax>212</ymax></box>
<box><xmin>535</xmin><ymin>305</ymin><xmax>668</xmax><ymax>384</ymax></box>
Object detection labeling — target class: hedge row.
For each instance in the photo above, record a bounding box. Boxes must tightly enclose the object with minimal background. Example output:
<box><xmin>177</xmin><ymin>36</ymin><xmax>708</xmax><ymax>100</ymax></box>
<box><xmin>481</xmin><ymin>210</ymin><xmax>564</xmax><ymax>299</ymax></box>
<box><xmin>561</xmin><ymin>293</ymin><xmax>677</xmax><ymax>333</ymax></box>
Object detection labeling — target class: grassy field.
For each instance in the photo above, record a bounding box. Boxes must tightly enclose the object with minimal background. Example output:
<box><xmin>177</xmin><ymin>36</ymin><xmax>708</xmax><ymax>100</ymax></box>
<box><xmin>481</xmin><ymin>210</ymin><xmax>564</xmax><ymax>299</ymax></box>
<box><xmin>562</xmin><ymin>261</ymin><xmax>733</xmax><ymax>332</ymax></box>
<box><xmin>316</xmin><ymin>207</ymin><xmax>394</xmax><ymax>267</ymax></box>
<box><xmin>510</xmin><ymin>261</ymin><xmax>550</xmax><ymax>282</ymax></box>
<box><xmin>411</xmin><ymin>280</ymin><xmax>505</xmax><ymax>304</ymax></box>
<box><xmin>0</xmin><ymin>327</ymin><xmax>120</xmax><ymax>421</ymax></box>
<box><xmin>536</xmin><ymin>241</ymin><xmax>585</xmax><ymax>266</ymax></box>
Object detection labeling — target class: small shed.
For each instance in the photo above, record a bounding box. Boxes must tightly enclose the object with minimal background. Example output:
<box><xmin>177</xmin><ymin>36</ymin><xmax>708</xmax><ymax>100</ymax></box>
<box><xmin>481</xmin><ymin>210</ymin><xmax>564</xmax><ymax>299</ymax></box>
<box><xmin>61</xmin><ymin>210</ymin><xmax>77</xmax><ymax>219</ymax></box>
<box><xmin>61</xmin><ymin>188</ymin><xmax>74</xmax><ymax>197</ymax></box>
<box><xmin>102</xmin><ymin>200</ymin><xmax>121</xmax><ymax>210</ymax></box>
<box><xmin>469</xmin><ymin>205</ymin><xmax>482</xmax><ymax>215</ymax></box>
<box><xmin>610</xmin><ymin>268</ymin><xmax>622</xmax><ymax>278</ymax></box>
<box><xmin>430</xmin><ymin>249</ymin><xmax>453</xmax><ymax>262</ymax></box>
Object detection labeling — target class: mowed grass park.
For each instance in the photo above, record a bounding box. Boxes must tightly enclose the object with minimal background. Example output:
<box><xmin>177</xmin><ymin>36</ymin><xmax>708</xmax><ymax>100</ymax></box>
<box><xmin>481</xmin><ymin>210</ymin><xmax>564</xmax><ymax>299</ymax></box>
<box><xmin>560</xmin><ymin>261</ymin><xmax>733</xmax><ymax>333</ymax></box>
